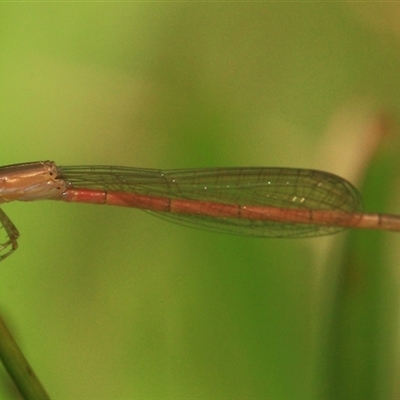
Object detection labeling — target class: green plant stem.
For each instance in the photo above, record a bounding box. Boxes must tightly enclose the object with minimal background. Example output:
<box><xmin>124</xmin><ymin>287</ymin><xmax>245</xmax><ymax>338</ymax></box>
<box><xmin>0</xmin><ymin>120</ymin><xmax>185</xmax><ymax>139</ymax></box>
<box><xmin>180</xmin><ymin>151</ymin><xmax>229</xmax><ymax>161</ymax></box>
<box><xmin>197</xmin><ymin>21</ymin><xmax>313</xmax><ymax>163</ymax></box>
<box><xmin>0</xmin><ymin>314</ymin><xmax>50</xmax><ymax>400</ymax></box>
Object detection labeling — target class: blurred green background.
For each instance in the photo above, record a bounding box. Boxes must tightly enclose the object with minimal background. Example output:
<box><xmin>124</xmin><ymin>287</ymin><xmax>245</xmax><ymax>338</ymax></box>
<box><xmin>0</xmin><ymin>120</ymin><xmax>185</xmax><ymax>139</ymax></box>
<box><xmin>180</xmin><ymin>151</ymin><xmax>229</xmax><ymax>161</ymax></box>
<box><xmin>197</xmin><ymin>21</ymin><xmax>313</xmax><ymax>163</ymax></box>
<box><xmin>1</xmin><ymin>3</ymin><xmax>400</xmax><ymax>399</ymax></box>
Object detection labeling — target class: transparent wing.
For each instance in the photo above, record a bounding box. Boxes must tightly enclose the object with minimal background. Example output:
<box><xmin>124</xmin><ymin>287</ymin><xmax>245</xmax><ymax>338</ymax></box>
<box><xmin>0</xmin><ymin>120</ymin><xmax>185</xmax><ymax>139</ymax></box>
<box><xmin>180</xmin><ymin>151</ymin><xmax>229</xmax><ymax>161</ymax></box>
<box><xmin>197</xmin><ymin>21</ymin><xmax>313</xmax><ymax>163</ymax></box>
<box><xmin>60</xmin><ymin>166</ymin><xmax>363</xmax><ymax>238</ymax></box>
